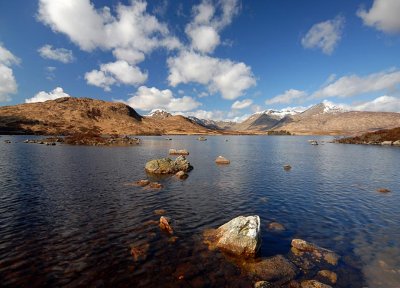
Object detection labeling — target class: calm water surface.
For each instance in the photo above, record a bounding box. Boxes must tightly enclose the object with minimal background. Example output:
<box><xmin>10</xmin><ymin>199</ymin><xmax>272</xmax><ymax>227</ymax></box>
<box><xmin>0</xmin><ymin>135</ymin><xmax>399</xmax><ymax>287</ymax></box>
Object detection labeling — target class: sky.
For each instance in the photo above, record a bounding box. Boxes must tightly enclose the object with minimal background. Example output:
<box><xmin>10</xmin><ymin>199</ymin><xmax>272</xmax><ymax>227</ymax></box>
<box><xmin>0</xmin><ymin>0</ymin><xmax>400</xmax><ymax>121</ymax></box>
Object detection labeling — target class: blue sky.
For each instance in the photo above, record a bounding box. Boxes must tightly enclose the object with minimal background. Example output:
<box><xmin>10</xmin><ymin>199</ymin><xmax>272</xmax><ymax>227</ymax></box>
<box><xmin>0</xmin><ymin>0</ymin><xmax>399</xmax><ymax>120</ymax></box>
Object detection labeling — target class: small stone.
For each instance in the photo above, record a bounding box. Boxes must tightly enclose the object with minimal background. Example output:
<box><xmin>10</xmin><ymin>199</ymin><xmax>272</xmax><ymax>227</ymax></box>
<box><xmin>377</xmin><ymin>188</ymin><xmax>391</xmax><ymax>193</ymax></box>
<box><xmin>168</xmin><ymin>236</ymin><xmax>179</xmax><ymax>243</ymax></box>
<box><xmin>317</xmin><ymin>270</ymin><xmax>337</xmax><ymax>284</ymax></box>
<box><xmin>215</xmin><ymin>156</ymin><xmax>230</xmax><ymax>164</ymax></box>
<box><xmin>300</xmin><ymin>280</ymin><xmax>332</xmax><ymax>288</ymax></box>
<box><xmin>135</xmin><ymin>179</ymin><xmax>150</xmax><ymax>187</ymax></box>
<box><xmin>154</xmin><ymin>209</ymin><xmax>167</xmax><ymax>215</ymax></box>
<box><xmin>254</xmin><ymin>280</ymin><xmax>272</xmax><ymax>288</ymax></box>
<box><xmin>149</xmin><ymin>182</ymin><xmax>163</xmax><ymax>189</ymax></box>
<box><xmin>267</xmin><ymin>222</ymin><xmax>285</xmax><ymax>231</ymax></box>
<box><xmin>175</xmin><ymin>171</ymin><xmax>188</xmax><ymax>179</ymax></box>
<box><xmin>159</xmin><ymin>216</ymin><xmax>174</xmax><ymax>235</ymax></box>
<box><xmin>284</xmin><ymin>164</ymin><xmax>292</xmax><ymax>170</ymax></box>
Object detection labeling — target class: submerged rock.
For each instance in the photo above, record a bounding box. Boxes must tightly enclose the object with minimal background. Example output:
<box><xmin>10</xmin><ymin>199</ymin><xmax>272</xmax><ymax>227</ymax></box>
<box><xmin>317</xmin><ymin>270</ymin><xmax>337</xmax><ymax>284</ymax></box>
<box><xmin>267</xmin><ymin>222</ymin><xmax>285</xmax><ymax>231</ymax></box>
<box><xmin>135</xmin><ymin>179</ymin><xmax>150</xmax><ymax>187</ymax></box>
<box><xmin>215</xmin><ymin>156</ymin><xmax>230</xmax><ymax>164</ymax></box>
<box><xmin>204</xmin><ymin>215</ymin><xmax>261</xmax><ymax>258</ymax></box>
<box><xmin>159</xmin><ymin>216</ymin><xmax>174</xmax><ymax>235</ymax></box>
<box><xmin>254</xmin><ymin>280</ymin><xmax>273</xmax><ymax>288</ymax></box>
<box><xmin>300</xmin><ymin>280</ymin><xmax>332</xmax><ymax>288</ymax></box>
<box><xmin>148</xmin><ymin>182</ymin><xmax>163</xmax><ymax>189</ymax></box>
<box><xmin>291</xmin><ymin>239</ymin><xmax>340</xmax><ymax>266</ymax></box>
<box><xmin>145</xmin><ymin>156</ymin><xmax>192</xmax><ymax>174</ymax></box>
<box><xmin>197</xmin><ymin>136</ymin><xmax>207</xmax><ymax>141</ymax></box>
<box><xmin>175</xmin><ymin>171</ymin><xmax>188</xmax><ymax>179</ymax></box>
<box><xmin>169</xmin><ymin>149</ymin><xmax>189</xmax><ymax>155</ymax></box>
<box><xmin>154</xmin><ymin>209</ymin><xmax>167</xmax><ymax>215</ymax></box>
<box><xmin>130</xmin><ymin>242</ymin><xmax>150</xmax><ymax>262</ymax></box>
<box><xmin>376</xmin><ymin>188</ymin><xmax>391</xmax><ymax>193</ymax></box>
<box><xmin>243</xmin><ymin>255</ymin><xmax>298</xmax><ymax>283</ymax></box>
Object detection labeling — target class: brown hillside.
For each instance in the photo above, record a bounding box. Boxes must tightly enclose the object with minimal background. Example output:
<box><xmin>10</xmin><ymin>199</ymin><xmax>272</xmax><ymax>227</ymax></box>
<box><xmin>275</xmin><ymin>111</ymin><xmax>400</xmax><ymax>135</ymax></box>
<box><xmin>0</xmin><ymin>97</ymin><xmax>211</xmax><ymax>135</ymax></box>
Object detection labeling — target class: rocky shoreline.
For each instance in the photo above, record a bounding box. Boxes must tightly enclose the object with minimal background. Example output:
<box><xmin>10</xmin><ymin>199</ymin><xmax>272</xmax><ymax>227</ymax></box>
<box><xmin>335</xmin><ymin>127</ymin><xmax>400</xmax><ymax>146</ymax></box>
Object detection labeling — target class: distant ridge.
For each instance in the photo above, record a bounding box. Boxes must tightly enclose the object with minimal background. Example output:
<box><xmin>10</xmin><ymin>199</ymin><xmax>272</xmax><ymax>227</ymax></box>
<box><xmin>1</xmin><ymin>97</ymin><xmax>399</xmax><ymax>135</ymax></box>
<box><xmin>0</xmin><ymin>97</ymin><xmax>211</xmax><ymax>135</ymax></box>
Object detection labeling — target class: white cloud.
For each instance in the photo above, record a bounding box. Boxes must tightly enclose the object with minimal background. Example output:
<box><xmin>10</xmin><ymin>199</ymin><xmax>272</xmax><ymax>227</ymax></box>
<box><xmin>25</xmin><ymin>87</ymin><xmax>70</xmax><ymax>103</ymax></box>
<box><xmin>85</xmin><ymin>60</ymin><xmax>148</xmax><ymax>91</ymax></box>
<box><xmin>122</xmin><ymin>86</ymin><xmax>201</xmax><ymax>112</ymax></box>
<box><xmin>266</xmin><ymin>89</ymin><xmax>307</xmax><ymax>105</ymax></box>
<box><xmin>168</xmin><ymin>51</ymin><xmax>255</xmax><ymax>100</ymax></box>
<box><xmin>352</xmin><ymin>96</ymin><xmax>400</xmax><ymax>112</ymax></box>
<box><xmin>301</xmin><ymin>15</ymin><xmax>345</xmax><ymax>55</ymax></box>
<box><xmin>38</xmin><ymin>0</ymin><xmax>181</xmax><ymax>89</ymax></box>
<box><xmin>0</xmin><ymin>44</ymin><xmax>19</xmax><ymax>102</ymax></box>
<box><xmin>312</xmin><ymin>69</ymin><xmax>400</xmax><ymax>98</ymax></box>
<box><xmin>186</xmin><ymin>25</ymin><xmax>220</xmax><ymax>53</ymax></box>
<box><xmin>37</xmin><ymin>0</ymin><xmax>180</xmax><ymax>53</ymax></box>
<box><xmin>38</xmin><ymin>44</ymin><xmax>74</xmax><ymax>63</ymax></box>
<box><xmin>185</xmin><ymin>0</ymin><xmax>239</xmax><ymax>53</ymax></box>
<box><xmin>357</xmin><ymin>0</ymin><xmax>400</xmax><ymax>34</ymax></box>
<box><xmin>232</xmin><ymin>98</ymin><xmax>253</xmax><ymax>109</ymax></box>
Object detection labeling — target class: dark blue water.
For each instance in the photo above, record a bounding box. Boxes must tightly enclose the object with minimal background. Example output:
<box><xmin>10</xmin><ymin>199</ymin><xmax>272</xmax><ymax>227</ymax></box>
<box><xmin>0</xmin><ymin>135</ymin><xmax>399</xmax><ymax>287</ymax></box>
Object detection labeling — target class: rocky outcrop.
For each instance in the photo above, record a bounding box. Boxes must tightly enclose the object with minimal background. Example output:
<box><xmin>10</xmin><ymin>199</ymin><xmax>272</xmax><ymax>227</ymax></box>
<box><xmin>291</xmin><ymin>239</ymin><xmax>340</xmax><ymax>266</ymax></box>
<box><xmin>145</xmin><ymin>156</ymin><xmax>192</xmax><ymax>174</ymax></box>
<box><xmin>204</xmin><ymin>215</ymin><xmax>261</xmax><ymax>258</ymax></box>
<box><xmin>393</xmin><ymin>140</ymin><xmax>400</xmax><ymax>146</ymax></box>
<box><xmin>215</xmin><ymin>156</ymin><xmax>230</xmax><ymax>164</ymax></box>
<box><xmin>381</xmin><ymin>141</ymin><xmax>392</xmax><ymax>145</ymax></box>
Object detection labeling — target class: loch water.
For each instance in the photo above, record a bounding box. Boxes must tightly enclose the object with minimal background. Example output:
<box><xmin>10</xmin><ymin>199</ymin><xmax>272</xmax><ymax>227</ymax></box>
<box><xmin>0</xmin><ymin>135</ymin><xmax>399</xmax><ymax>287</ymax></box>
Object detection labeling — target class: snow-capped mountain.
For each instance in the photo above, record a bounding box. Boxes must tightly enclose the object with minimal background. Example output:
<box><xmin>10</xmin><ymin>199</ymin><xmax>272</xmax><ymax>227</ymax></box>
<box><xmin>146</xmin><ymin>109</ymin><xmax>172</xmax><ymax>118</ymax></box>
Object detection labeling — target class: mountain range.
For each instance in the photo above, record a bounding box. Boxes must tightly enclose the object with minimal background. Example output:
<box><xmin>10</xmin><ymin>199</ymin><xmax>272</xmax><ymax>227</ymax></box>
<box><xmin>1</xmin><ymin>97</ymin><xmax>399</xmax><ymax>135</ymax></box>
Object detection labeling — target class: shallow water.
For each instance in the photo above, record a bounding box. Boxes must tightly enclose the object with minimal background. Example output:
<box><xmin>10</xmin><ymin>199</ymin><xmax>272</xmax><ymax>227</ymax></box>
<box><xmin>0</xmin><ymin>135</ymin><xmax>399</xmax><ymax>287</ymax></box>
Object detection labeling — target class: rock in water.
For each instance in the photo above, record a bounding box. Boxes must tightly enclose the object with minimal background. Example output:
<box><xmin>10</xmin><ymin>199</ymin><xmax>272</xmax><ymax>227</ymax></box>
<box><xmin>159</xmin><ymin>216</ymin><xmax>174</xmax><ymax>235</ymax></box>
<box><xmin>145</xmin><ymin>156</ymin><xmax>192</xmax><ymax>174</ymax></box>
<box><xmin>215</xmin><ymin>156</ymin><xmax>230</xmax><ymax>164</ymax></box>
<box><xmin>175</xmin><ymin>171</ymin><xmax>188</xmax><ymax>179</ymax></box>
<box><xmin>300</xmin><ymin>280</ymin><xmax>332</xmax><ymax>288</ymax></box>
<box><xmin>377</xmin><ymin>188</ymin><xmax>391</xmax><ymax>193</ymax></box>
<box><xmin>243</xmin><ymin>255</ymin><xmax>298</xmax><ymax>283</ymax></box>
<box><xmin>291</xmin><ymin>239</ymin><xmax>340</xmax><ymax>266</ymax></box>
<box><xmin>205</xmin><ymin>215</ymin><xmax>261</xmax><ymax>258</ymax></box>
<box><xmin>317</xmin><ymin>270</ymin><xmax>337</xmax><ymax>284</ymax></box>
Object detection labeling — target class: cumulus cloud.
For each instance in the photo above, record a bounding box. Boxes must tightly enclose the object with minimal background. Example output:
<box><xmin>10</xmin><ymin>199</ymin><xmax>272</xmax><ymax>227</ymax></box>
<box><xmin>85</xmin><ymin>60</ymin><xmax>148</xmax><ymax>91</ymax></box>
<box><xmin>357</xmin><ymin>0</ymin><xmax>400</xmax><ymax>34</ymax></box>
<box><xmin>301</xmin><ymin>15</ymin><xmax>345</xmax><ymax>55</ymax></box>
<box><xmin>38</xmin><ymin>44</ymin><xmax>74</xmax><ymax>63</ymax></box>
<box><xmin>38</xmin><ymin>0</ymin><xmax>181</xmax><ymax>89</ymax></box>
<box><xmin>266</xmin><ymin>89</ymin><xmax>307</xmax><ymax>105</ymax></box>
<box><xmin>25</xmin><ymin>87</ymin><xmax>70</xmax><ymax>103</ymax></box>
<box><xmin>312</xmin><ymin>69</ymin><xmax>400</xmax><ymax>98</ymax></box>
<box><xmin>0</xmin><ymin>43</ymin><xmax>20</xmax><ymax>102</ymax></box>
<box><xmin>352</xmin><ymin>95</ymin><xmax>400</xmax><ymax>112</ymax></box>
<box><xmin>185</xmin><ymin>0</ymin><xmax>239</xmax><ymax>53</ymax></box>
<box><xmin>232</xmin><ymin>98</ymin><xmax>253</xmax><ymax>109</ymax></box>
<box><xmin>122</xmin><ymin>86</ymin><xmax>201</xmax><ymax>112</ymax></box>
<box><xmin>168</xmin><ymin>51</ymin><xmax>256</xmax><ymax>100</ymax></box>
